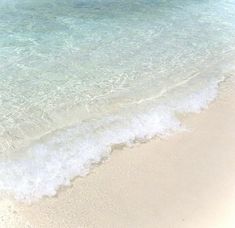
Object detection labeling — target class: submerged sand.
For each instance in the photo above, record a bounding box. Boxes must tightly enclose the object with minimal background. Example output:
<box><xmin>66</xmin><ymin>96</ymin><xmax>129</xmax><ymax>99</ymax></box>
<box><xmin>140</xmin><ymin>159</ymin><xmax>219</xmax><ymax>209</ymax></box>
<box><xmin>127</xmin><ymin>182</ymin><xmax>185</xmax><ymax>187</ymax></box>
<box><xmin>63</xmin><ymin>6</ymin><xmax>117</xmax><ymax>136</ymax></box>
<box><xmin>0</xmin><ymin>76</ymin><xmax>235</xmax><ymax>228</ymax></box>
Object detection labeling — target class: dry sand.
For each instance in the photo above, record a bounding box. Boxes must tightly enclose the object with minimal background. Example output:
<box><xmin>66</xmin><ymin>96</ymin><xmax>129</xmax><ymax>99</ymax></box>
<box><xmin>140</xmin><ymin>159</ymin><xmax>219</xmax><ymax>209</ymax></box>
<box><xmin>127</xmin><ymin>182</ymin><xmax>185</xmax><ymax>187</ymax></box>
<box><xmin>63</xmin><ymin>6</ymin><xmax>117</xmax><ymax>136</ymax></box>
<box><xmin>0</xmin><ymin>77</ymin><xmax>235</xmax><ymax>228</ymax></box>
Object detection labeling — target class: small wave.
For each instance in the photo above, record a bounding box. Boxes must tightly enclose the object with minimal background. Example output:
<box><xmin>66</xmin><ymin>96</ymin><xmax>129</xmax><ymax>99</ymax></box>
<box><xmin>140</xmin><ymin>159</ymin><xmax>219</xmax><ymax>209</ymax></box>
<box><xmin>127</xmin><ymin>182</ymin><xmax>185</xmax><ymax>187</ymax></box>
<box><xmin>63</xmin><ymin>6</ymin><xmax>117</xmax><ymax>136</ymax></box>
<box><xmin>0</xmin><ymin>78</ymin><xmax>223</xmax><ymax>202</ymax></box>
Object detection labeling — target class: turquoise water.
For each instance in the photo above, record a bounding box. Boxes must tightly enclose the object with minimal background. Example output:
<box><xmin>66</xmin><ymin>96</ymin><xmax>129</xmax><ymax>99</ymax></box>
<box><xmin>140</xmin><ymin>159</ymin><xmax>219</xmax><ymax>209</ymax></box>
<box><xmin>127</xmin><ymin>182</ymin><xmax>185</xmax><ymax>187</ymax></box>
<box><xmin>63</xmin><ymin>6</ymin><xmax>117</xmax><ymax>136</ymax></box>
<box><xmin>0</xmin><ymin>0</ymin><xmax>235</xmax><ymax>200</ymax></box>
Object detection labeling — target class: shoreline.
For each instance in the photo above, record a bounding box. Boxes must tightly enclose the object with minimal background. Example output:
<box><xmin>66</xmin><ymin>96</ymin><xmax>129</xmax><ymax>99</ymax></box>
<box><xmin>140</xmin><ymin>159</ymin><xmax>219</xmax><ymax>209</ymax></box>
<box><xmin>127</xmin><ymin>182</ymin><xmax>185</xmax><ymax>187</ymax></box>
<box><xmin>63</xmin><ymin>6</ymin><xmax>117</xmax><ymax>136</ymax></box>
<box><xmin>1</xmin><ymin>75</ymin><xmax>235</xmax><ymax>227</ymax></box>
<box><xmin>0</xmin><ymin>75</ymin><xmax>227</xmax><ymax>201</ymax></box>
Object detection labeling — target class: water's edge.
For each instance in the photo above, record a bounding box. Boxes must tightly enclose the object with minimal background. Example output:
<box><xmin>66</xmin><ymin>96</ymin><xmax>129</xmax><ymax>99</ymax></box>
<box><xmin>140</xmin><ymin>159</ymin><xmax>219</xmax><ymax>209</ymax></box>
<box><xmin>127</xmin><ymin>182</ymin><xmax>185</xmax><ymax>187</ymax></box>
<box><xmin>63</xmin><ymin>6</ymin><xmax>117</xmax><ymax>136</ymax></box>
<box><xmin>1</xmin><ymin>71</ymin><xmax>234</xmax><ymax>202</ymax></box>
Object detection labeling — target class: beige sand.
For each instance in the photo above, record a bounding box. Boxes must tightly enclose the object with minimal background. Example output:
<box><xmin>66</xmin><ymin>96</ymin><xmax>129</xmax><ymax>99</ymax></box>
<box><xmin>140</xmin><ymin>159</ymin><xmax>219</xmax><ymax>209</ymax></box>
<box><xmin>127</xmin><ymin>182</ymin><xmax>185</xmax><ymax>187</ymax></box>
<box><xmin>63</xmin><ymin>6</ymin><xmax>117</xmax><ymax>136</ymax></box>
<box><xmin>0</xmin><ymin>77</ymin><xmax>235</xmax><ymax>228</ymax></box>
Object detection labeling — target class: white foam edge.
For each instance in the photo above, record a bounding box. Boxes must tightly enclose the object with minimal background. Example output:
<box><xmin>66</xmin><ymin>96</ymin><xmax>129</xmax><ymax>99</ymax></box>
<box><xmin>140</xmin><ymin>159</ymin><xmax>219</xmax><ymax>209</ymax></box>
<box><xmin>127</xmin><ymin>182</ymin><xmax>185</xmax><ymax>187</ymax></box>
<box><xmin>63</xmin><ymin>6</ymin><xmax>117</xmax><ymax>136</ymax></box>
<box><xmin>0</xmin><ymin>78</ymin><xmax>223</xmax><ymax>202</ymax></box>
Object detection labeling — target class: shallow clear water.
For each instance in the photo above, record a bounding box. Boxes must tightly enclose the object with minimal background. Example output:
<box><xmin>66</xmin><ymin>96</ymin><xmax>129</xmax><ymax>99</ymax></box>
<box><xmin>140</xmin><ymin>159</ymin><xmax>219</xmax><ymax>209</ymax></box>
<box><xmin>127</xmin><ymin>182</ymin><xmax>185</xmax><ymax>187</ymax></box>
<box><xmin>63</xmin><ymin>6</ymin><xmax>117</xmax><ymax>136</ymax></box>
<box><xmin>0</xmin><ymin>0</ymin><xmax>235</xmax><ymax>200</ymax></box>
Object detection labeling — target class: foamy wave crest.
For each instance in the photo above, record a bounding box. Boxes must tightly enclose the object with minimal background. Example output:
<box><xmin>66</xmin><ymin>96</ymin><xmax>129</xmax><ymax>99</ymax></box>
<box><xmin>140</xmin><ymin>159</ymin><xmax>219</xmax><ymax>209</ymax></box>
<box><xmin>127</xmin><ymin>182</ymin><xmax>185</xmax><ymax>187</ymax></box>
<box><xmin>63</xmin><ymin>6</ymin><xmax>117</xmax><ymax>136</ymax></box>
<box><xmin>0</xmin><ymin>79</ymin><xmax>222</xmax><ymax>202</ymax></box>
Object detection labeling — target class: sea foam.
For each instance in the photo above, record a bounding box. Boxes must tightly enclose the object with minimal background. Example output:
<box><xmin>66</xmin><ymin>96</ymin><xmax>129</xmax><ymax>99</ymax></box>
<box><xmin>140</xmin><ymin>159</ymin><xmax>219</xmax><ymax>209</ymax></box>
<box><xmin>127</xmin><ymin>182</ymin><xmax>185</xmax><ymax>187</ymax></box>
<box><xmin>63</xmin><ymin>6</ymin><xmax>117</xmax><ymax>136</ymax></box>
<box><xmin>0</xmin><ymin>78</ymin><xmax>223</xmax><ymax>201</ymax></box>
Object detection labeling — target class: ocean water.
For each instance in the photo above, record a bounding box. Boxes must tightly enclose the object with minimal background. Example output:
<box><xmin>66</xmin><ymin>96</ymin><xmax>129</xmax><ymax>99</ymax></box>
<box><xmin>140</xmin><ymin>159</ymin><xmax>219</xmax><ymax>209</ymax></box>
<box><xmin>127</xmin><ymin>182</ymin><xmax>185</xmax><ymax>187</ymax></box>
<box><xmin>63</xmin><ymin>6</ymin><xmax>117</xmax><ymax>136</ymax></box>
<box><xmin>0</xmin><ymin>0</ymin><xmax>235</xmax><ymax>201</ymax></box>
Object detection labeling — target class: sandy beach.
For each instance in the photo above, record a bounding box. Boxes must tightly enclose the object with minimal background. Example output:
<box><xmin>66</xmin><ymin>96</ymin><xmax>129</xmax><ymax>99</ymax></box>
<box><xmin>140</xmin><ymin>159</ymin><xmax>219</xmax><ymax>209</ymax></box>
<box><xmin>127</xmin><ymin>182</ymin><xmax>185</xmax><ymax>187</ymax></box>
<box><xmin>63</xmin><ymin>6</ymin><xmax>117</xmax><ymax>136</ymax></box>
<box><xmin>1</xmin><ymin>0</ymin><xmax>235</xmax><ymax>227</ymax></box>
<box><xmin>0</xmin><ymin>75</ymin><xmax>235</xmax><ymax>228</ymax></box>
